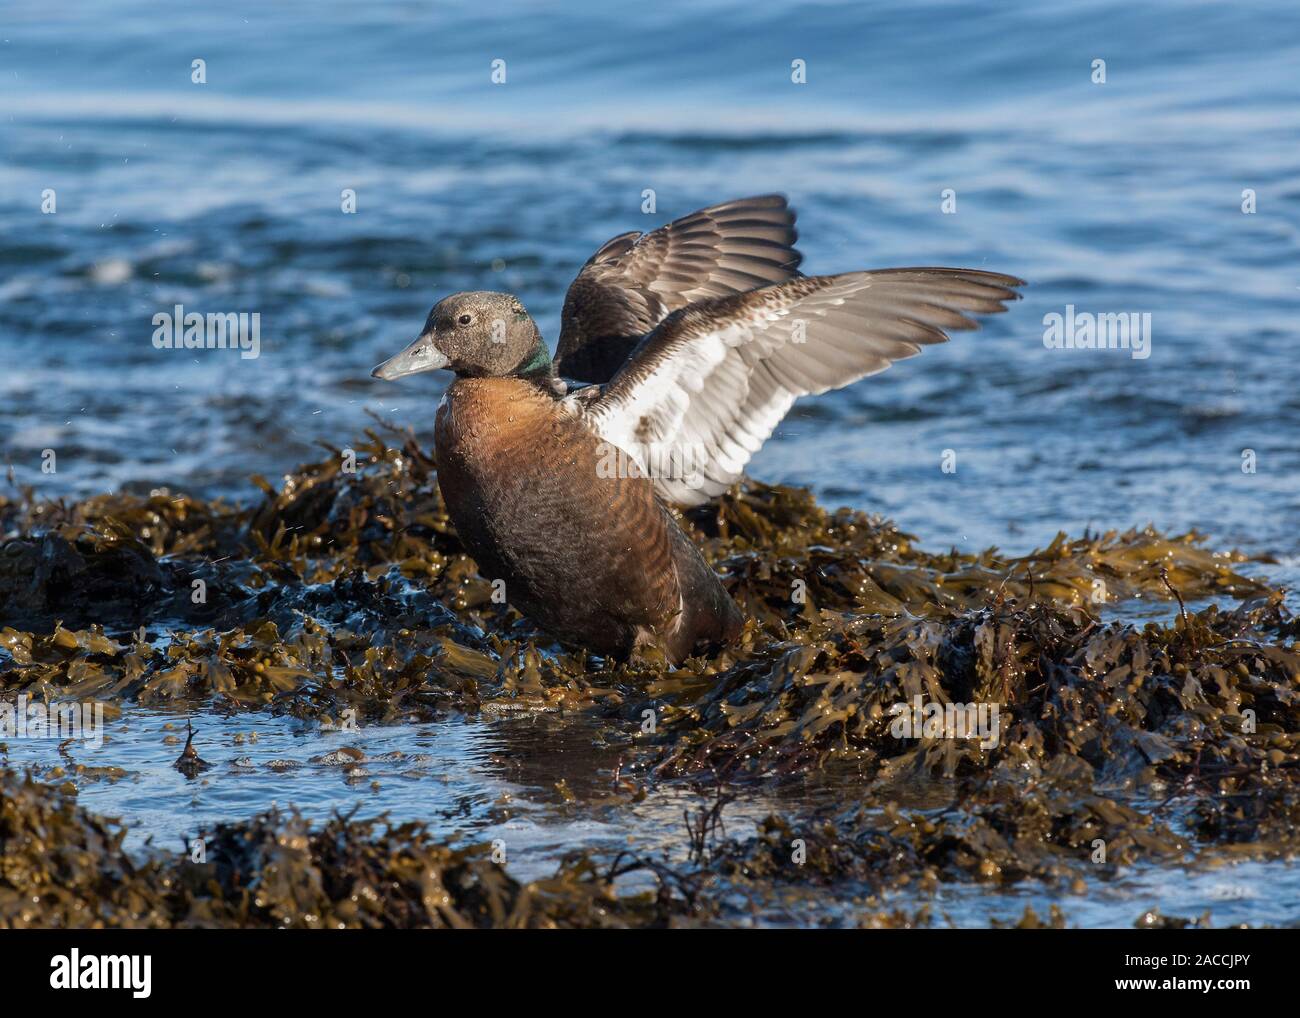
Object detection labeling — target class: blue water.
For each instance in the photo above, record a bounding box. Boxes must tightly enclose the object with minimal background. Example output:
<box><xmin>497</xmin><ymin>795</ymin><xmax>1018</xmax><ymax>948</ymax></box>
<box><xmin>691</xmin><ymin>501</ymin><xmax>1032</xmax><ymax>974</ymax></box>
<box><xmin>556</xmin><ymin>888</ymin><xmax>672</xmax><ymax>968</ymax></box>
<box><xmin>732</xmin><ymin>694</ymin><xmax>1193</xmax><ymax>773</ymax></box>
<box><xmin>2</xmin><ymin>0</ymin><xmax>1300</xmax><ymax>926</ymax></box>
<box><xmin>4</xmin><ymin>0</ymin><xmax>1299</xmax><ymax>556</ymax></box>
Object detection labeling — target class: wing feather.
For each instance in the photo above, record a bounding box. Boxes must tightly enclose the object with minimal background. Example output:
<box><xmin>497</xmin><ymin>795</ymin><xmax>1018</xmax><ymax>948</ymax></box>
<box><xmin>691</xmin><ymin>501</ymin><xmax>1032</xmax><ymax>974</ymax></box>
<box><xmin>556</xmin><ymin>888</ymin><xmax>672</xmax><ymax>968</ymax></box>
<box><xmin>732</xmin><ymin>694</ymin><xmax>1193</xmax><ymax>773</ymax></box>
<box><xmin>580</xmin><ymin>268</ymin><xmax>1024</xmax><ymax>506</ymax></box>
<box><xmin>555</xmin><ymin>195</ymin><xmax>803</xmax><ymax>383</ymax></box>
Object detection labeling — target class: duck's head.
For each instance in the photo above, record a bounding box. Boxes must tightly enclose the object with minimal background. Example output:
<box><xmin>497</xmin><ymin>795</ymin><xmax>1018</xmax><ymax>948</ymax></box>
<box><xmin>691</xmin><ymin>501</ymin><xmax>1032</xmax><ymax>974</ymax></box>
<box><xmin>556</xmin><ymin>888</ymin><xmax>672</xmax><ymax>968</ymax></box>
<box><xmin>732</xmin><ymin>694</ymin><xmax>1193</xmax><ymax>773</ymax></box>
<box><xmin>371</xmin><ymin>291</ymin><xmax>551</xmax><ymax>381</ymax></box>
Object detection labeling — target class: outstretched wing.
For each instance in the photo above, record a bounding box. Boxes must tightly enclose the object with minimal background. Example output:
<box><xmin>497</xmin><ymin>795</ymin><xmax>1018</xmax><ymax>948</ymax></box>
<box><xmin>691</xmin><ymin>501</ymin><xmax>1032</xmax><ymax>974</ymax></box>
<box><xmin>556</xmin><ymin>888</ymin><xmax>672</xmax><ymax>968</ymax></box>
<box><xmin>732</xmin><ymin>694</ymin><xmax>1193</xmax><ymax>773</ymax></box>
<box><xmin>554</xmin><ymin>195</ymin><xmax>803</xmax><ymax>383</ymax></box>
<box><xmin>579</xmin><ymin>268</ymin><xmax>1024</xmax><ymax>506</ymax></box>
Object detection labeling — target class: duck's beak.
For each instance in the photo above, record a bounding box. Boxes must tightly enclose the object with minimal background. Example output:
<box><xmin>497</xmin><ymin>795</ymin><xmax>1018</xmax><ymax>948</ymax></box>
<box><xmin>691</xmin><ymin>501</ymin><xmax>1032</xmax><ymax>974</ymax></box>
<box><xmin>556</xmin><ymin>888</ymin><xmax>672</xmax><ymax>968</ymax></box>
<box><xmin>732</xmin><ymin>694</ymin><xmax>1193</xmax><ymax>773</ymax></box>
<box><xmin>370</xmin><ymin>333</ymin><xmax>450</xmax><ymax>381</ymax></box>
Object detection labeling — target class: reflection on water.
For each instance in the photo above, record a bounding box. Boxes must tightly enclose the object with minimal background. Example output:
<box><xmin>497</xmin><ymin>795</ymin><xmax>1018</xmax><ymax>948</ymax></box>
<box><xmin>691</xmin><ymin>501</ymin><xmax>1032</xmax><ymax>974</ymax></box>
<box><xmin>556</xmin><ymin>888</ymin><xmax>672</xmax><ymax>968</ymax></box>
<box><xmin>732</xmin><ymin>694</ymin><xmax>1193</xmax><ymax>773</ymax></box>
<box><xmin>4</xmin><ymin>702</ymin><xmax>1298</xmax><ymax>927</ymax></box>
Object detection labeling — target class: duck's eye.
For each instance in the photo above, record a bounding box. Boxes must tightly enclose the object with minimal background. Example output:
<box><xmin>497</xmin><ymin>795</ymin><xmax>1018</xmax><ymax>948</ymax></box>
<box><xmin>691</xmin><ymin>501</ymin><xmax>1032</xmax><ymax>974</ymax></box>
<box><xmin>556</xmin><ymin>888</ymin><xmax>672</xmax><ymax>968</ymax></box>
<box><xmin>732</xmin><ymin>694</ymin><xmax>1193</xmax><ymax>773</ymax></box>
<box><xmin>457</xmin><ymin>313</ymin><xmax>473</xmax><ymax>326</ymax></box>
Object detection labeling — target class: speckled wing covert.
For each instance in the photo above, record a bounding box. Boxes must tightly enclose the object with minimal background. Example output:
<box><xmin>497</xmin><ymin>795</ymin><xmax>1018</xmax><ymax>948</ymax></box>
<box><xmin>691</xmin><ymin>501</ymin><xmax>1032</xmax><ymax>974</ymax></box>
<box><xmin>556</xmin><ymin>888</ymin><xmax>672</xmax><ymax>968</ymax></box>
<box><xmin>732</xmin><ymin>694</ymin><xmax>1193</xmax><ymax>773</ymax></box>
<box><xmin>554</xmin><ymin>195</ymin><xmax>803</xmax><ymax>383</ymax></box>
<box><xmin>580</xmin><ymin>268</ymin><xmax>1024</xmax><ymax>507</ymax></box>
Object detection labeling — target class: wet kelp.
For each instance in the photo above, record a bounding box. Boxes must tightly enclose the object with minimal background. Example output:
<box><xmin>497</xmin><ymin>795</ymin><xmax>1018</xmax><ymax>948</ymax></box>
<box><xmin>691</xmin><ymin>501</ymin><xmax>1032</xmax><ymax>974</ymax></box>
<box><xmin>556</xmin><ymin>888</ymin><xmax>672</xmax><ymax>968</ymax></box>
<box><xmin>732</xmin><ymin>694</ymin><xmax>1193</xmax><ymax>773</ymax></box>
<box><xmin>0</xmin><ymin>764</ymin><xmax>1209</xmax><ymax>929</ymax></box>
<box><xmin>0</xmin><ymin>424</ymin><xmax>1272</xmax><ymax>717</ymax></box>
<box><xmin>2</xmin><ymin>425</ymin><xmax>1298</xmax><ymax>927</ymax></box>
<box><xmin>0</xmin><ymin>767</ymin><xmax>701</xmax><ymax>928</ymax></box>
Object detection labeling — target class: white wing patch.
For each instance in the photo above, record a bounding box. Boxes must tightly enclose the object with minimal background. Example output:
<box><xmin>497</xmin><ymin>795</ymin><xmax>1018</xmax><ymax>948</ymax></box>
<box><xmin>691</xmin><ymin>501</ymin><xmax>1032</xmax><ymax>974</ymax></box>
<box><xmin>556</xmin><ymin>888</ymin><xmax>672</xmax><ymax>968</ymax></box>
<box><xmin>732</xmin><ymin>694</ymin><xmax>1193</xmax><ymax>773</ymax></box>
<box><xmin>578</xmin><ymin>269</ymin><xmax>1022</xmax><ymax>506</ymax></box>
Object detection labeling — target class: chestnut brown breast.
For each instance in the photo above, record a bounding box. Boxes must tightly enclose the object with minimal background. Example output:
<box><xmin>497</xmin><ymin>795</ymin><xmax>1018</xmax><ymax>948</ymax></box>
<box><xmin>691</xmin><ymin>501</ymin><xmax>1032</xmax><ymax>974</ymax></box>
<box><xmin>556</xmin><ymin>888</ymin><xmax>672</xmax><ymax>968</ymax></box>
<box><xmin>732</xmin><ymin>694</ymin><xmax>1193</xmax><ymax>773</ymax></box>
<box><xmin>433</xmin><ymin>377</ymin><xmax>740</xmax><ymax>661</ymax></box>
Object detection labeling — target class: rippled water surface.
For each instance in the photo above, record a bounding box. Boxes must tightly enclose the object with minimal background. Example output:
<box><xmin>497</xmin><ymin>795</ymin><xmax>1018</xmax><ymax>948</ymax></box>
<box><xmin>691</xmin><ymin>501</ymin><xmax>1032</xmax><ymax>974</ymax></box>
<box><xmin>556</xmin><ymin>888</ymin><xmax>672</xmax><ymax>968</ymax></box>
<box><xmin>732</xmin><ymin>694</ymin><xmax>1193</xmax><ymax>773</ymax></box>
<box><xmin>2</xmin><ymin>0</ymin><xmax>1299</xmax><ymax>926</ymax></box>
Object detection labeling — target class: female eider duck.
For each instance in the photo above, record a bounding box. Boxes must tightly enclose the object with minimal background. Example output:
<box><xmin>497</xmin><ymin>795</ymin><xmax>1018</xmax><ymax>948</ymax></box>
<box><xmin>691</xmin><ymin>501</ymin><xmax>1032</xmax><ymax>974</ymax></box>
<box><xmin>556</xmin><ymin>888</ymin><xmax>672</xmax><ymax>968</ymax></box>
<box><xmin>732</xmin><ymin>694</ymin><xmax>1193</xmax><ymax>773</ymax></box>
<box><xmin>372</xmin><ymin>195</ymin><xmax>1022</xmax><ymax>664</ymax></box>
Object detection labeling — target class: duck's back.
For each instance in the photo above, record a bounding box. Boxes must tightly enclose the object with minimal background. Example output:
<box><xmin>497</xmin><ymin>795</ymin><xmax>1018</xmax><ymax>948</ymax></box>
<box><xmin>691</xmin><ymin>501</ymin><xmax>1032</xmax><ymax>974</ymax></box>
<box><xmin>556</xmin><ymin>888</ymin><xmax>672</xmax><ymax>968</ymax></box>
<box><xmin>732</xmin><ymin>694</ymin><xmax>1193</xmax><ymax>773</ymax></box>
<box><xmin>433</xmin><ymin>377</ymin><xmax>740</xmax><ymax>661</ymax></box>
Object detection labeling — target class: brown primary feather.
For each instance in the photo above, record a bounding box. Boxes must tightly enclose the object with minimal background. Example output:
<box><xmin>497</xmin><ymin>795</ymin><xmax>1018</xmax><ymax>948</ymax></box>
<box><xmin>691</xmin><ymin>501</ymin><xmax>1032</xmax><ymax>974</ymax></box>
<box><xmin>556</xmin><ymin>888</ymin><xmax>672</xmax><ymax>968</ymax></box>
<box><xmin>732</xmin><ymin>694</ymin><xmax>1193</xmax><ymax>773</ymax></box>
<box><xmin>555</xmin><ymin>194</ymin><xmax>803</xmax><ymax>383</ymax></box>
<box><xmin>433</xmin><ymin>376</ymin><xmax>742</xmax><ymax>662</ymax></box>
<box><xmin>584</xmin><ymin>267</ymin><xmax>1025</xmax><ymax>506</ymax></box>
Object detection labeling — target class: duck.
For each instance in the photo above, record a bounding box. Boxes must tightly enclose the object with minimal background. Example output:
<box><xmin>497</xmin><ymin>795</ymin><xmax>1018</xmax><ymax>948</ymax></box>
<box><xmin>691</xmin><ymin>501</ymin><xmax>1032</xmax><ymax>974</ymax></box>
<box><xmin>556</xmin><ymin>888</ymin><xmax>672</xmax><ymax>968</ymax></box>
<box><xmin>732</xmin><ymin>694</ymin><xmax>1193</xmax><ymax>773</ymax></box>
<box><xmin>372</xmin><ymin>194</ymin><xmax>1022</xmax><ymax>664</ymax></box>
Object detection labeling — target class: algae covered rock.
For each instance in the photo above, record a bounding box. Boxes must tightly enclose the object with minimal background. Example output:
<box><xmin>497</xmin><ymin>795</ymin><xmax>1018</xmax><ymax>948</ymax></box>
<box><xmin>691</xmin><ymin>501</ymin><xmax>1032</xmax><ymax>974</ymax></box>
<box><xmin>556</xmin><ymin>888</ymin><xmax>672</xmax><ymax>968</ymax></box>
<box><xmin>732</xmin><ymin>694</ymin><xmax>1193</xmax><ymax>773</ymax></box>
<box><xmin>2</xmin><ymin>424</ymin><xmax>1298</xmax><ymax>927</ymax></box>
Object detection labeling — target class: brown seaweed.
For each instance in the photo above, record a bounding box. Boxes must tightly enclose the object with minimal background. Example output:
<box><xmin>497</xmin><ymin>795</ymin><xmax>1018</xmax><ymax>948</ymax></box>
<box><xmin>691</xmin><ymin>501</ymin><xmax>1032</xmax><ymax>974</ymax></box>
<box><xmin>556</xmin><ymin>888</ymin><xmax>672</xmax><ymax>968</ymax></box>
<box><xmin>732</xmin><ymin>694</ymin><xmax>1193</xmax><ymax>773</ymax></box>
<box><xmin>2</xmin><ymin>421</ymin><xmax>1298</xmax><ymax>928</ymax></box>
